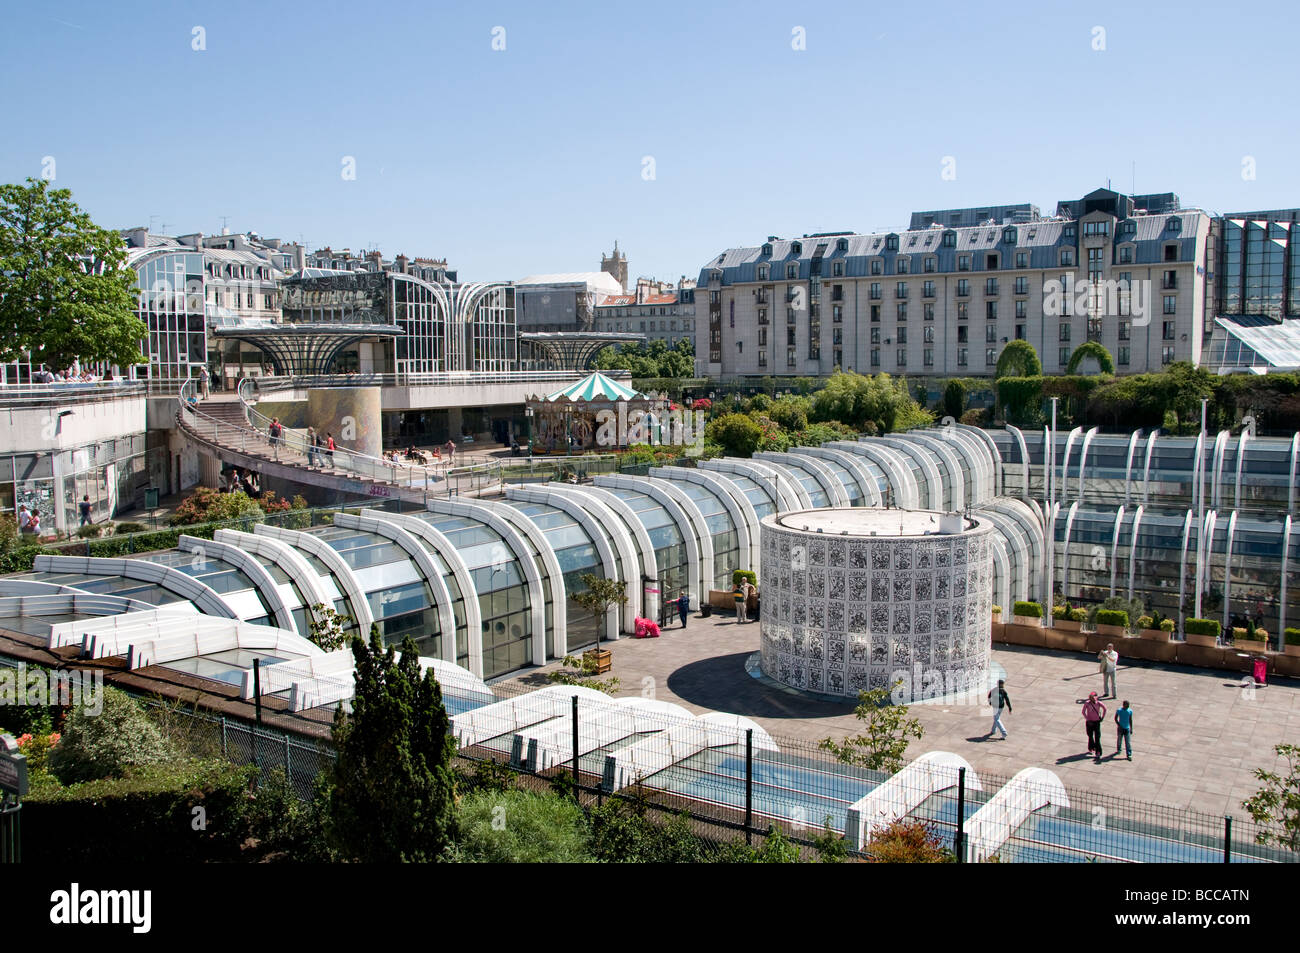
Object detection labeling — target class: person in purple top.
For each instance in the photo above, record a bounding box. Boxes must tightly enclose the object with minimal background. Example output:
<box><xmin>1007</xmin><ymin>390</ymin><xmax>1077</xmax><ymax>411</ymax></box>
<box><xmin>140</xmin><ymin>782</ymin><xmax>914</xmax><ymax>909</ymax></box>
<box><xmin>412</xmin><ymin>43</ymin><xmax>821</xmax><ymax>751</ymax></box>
<box><xmin>1082</xmin><ymin>692</ymin><xmax>1107</xmax><ymax>762</ymax></box>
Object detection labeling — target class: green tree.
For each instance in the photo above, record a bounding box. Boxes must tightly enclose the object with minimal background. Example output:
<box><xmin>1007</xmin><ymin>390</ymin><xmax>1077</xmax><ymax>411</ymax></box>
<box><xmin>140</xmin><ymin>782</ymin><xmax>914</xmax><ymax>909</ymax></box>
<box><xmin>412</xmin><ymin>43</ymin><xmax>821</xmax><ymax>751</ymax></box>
<box><xmin>942</xmin><ymin>380</ymin><xmax>967</xmax><ymax>420</ymax></box>
<box><xmin>994</xmin><ymin>339</ymin><xmax>1042</xmax><ymax>379</ymax></box>
<box><xmin>1065</xmin><ymin>340</ymin><xmax>1115</xmax><ymax>375</ymax></box>
<box><xmin>706</xmin><ymin>412</ymin><xmax>764</xmax><ymax>456</ymax></box>
<box><xmin>307</xmin><ymin>604</ymin><xmax>352</xmax><ymax>652</ymax></box>
<box><xmin>819</xmin><ymin>682</ymin><xmax>924</xmax><ymax>774</ymax></box>
<box><xmin>326</xmin><ymin>626</ymin><xmax>458</xmax><ymax>862</ymax></box>
<box><xmin>0</xmin><ymin>178</ymin><xmax>145</xmax><ymax>370</ymax></box>
<box><xmin>1242</xmin><ymin>743</ymin><xmax>1300</xmax><ymax>853</ymax></box>
<box><xmin>570</xmin><ymin>572</ymin><xmax>628</xmax><ymax>652</ymax></box>
<box><xmin>48</xmin><ymin>687</ymin><xmax>176</xmax><ymax>784</ymax></box>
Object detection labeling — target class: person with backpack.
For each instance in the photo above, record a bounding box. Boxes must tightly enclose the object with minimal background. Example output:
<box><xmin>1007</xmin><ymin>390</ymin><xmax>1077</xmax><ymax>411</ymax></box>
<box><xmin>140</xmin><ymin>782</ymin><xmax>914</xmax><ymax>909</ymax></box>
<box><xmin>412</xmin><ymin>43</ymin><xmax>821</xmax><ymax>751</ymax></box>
<box><xmin>1082</xmin><ymin>691</ymin><xmax>1107</xmax><ymax>762</ymax></box>
<box><xmin>78</xmin><ymin>495</ymin><xmax>92</xmax><ymax>527</ymax></box>
<box><xmin>987</xmin><ymin>679</ymin><xmax>1012</xmax><ymax>739</ymax></box>
<box><xmin>1114</xmin><ymin>700</ymin><xmax>1134</xmax><ymax>760</ymax></box>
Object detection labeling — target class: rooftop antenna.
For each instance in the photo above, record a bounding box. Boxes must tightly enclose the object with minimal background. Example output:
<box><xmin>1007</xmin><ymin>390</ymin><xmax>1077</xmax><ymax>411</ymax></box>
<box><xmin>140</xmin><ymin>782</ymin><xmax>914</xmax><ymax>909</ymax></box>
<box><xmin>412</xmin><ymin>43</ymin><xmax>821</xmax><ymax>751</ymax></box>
<box><xmin>220</xmin><ymin>215</ymin><xmax>230</xmax><ymax>235</ymax></box>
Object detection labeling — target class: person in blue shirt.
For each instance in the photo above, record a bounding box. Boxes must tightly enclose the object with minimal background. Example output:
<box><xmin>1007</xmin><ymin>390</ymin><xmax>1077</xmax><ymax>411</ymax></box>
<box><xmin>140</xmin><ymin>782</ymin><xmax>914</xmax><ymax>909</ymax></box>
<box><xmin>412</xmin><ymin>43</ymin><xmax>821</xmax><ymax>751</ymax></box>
<box><xmin>1114</xmin><ymin>700</ymin><xmax>1134</xmax><ymax>760</ymax></box>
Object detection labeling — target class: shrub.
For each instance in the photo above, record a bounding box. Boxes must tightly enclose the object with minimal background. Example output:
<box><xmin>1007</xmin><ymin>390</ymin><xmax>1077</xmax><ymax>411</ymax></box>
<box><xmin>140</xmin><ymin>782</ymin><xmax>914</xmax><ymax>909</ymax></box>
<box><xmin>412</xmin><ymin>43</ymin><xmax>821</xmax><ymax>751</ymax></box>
<box><xmin>47</xmin><ymin>687</ymin><xmax>176</xmax><ymax>784</ymax></box>
<box><xmin>1069</xmin><ymin>607</ymin><xmax>1087</xmax><ymax>623</ymax></box>
<box><xmin>1285</xmin><ymin>627</ymin><xmax>1300</xmax><ymax>646</ymax></box>
<box><xmin>864</xmin><ymin>817</ymin><xmax>954</xmax><ymax>863</ymax></box>
<box><xmin>1012</xmin><ymin>601</ymin><xmax>1042</xmax><ymax>618</ymax></box>
<box><xmin>1136</xmin><ymin>615</ymin><xmax>1154</xmax><ymax>630</ymax></box>
<box><xmin>991</xmin><ymin>605</ymin><xmax>1002</xmax><ymax>614</ymax></box>
<box><xmin>75</xmin><ymin>524</ymin><xmax>101</xmax><ymax>539</ymax></box>
<box><xmin>587</xmin><ymin>797</ymin><xmax>713</xmax><ymax>863</ymax></box>
<box><xmin>733</xmin><ymin>569</ymin><xmax>757</xmax><ymax>588</ymax></box>
<box><xmin>1095</xmin><ymin>609</ymin><xmax>1130</xmax><ymax>628</ymax></box>
<box><xmin>1231</xmin><ymin>626</ymin><xmax>1248</xmax><ymax>641</ymax></box>
<box><xmin>1184</xmin><ymin>618</ymin><xmax>1221</xmax><ymax>638</ymax></box>
<box><xmin>113</xmin><ymin>521</ymin><xmax>147</xmax><ymax>535</ymax></box>
<box><xmin>960</xmin><ymin>407</ymin><xmax>990</xmax><ymax>426</ymax></box>
<box><xmin>1160</xmin><ymin>618</ymin><xmax>1176</xmax><ymax>633</ymax></box>
<box><xmin>452</xmin><ymin>789</ymin><xmax>593</xmax><ymax>863</ymax></box>
<box><xmin>1052</xmin><ymin>605</ymin><xmax>1069</xmax><ymax>619</ymax></box>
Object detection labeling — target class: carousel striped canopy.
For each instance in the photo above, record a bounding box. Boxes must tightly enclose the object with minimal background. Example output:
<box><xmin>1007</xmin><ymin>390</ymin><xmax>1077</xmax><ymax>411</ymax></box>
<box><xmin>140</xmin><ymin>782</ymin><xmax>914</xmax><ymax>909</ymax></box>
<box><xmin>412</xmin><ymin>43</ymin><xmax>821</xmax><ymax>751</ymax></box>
<box><xmin>543</xmin><ymin>371</ymin><xmax>643</xmax><ymax>402</ymax></box>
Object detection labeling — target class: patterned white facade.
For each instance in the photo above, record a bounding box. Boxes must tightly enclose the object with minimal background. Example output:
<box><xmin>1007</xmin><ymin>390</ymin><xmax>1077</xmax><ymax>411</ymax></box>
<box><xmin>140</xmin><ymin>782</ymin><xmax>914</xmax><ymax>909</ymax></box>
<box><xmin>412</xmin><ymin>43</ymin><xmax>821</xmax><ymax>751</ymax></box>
<box><xmin>759</xmin><ymin>509</ymin><xmax>995</xmax><ymax>699</ymax></box>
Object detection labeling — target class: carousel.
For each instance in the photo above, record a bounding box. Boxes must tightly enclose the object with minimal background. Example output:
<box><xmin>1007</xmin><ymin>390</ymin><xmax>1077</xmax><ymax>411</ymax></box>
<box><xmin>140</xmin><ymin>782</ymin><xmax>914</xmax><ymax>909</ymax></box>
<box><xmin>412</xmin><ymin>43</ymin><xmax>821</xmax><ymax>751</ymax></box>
<box><xmin>525</xmin><ymin>371</ymin><xmax>668</xmax><ymax>453</ymax></box>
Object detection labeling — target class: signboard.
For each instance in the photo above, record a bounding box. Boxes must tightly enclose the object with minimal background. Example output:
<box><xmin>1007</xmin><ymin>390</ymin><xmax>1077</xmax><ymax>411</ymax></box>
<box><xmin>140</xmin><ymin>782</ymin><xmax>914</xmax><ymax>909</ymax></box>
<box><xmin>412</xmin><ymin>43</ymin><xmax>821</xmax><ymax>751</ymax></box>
<box><xmin>0</xmin><ymin>735</ymin><xmax>28</xmax><ymax>798</ymax></box>
<box><xmin>144</xmin><ymin>487</ymin><xmax>160</xmax><ymax>511</ymax></box>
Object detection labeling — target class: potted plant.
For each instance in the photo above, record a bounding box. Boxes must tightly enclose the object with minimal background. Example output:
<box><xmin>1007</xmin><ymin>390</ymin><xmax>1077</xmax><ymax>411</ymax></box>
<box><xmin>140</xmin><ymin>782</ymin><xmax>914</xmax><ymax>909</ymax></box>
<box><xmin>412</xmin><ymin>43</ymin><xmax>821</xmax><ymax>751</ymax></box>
<box><xmin>1238</xmin><ymin>626</ymin><xmax>1265</xmax><ymax>648</ymax></box>
<box><xmin>1012</xmin><ymin>600</ymin><xmax>1043</xmax><ymax>627</ymax></box>
<box><xmin>1284</xmin><ymin>627</ymin><xmax>1300</xmax><ymax>658</ymax></box>
<box><xmin>1054</xmin><ymin>605</ymin><xmax>1080</xmax><ymax>633</ymax></box>
<box><xmin>1095</xmin><ymin>609</ymin><xmax>1129</xmax><ymax>638</ymax></box>
<box><xmin>572</xmin><ymin>573</ymin><xmax>629</xmax><ymax>674</ymax></box>
<box><xmin>1231</xmin><ymin>626</ymin><xmax>1249</xmax><ymax>645</ymax></box>
<box><xmin>1136</xmin><ymin>615</ymin><xmax>1163</xmax><ymax>640</ymax></box>
<box><xmin>1144</xmin><ymin>617</ymin><xmax>1175</xmax><ymax>641</ymax></box>
<box><xmin>1184</xmin><ymin>617</ymin><xmax>1221</xmax><ymax>648</ymax></box>
<box><xmin>991</xmin><ymin>604</ymin><xmax>1003</xmax><ymax>623</ymax></box>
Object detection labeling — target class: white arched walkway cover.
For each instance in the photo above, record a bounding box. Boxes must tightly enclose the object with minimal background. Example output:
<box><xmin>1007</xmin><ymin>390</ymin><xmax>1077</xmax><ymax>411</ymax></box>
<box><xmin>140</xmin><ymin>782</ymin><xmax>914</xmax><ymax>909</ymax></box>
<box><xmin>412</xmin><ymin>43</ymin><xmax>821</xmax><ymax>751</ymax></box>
<box><xmin>649</xmin><ymin>465</ymin><xmax>760</xmax><ymax>571</ymax></box>
<box><xmin>827</xmin><ymin>440</ymin><xmax>920</xmax><ymax>509</ymax></box>
<box><xmin>177</xmin><ymin>534</ymin><xmax>295</xmax><ymax>631</ymax></box>
<box><xmin>214</xmin><ymin>529</ymin><xmax>334</xmax><ymax>629</ymax></box>
<box><xmin>754</xmin><ymin>452</ymin><xmax>851</xmax><ymax>507</ymax></box>
<box><xmin>594</xmin><ymin>474</ymin><xmax>711</xmax><ymax>603</ymax></box>
<box><xmin>790</xmin><ymin>446</ymin><xmax>884</xmax><ymax>506</ymax></box>
<box><xmin>964</xmin><ymin>767</ymin><xmax>1069</xmax><ymax>863</ymax></box>
<box><xmin>844</xmin><ymin>751</ymin><xmax>982</xmax><ymax>851</ymax></box>
<box><xmin>33</xmin><ymin>554</ymin><xmax>238</xmax><ymax>622</ymax></box>
<box><xmin>255</xmin><ymin>524</ymin><xmax>375</xmax><ymax>632</ymax></box>
<box><xmin>45</xmin><ymin>603</ymin><xmax>199</xmax><ymax>650</ymax></box>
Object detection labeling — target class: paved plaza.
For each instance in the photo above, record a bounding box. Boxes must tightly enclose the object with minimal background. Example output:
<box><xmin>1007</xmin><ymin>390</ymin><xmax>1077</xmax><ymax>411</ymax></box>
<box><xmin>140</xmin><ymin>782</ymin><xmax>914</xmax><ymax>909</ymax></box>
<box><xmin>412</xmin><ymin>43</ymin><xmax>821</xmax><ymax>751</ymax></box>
<box><xmin>497</xmin><ymin>612</ymin><xmax>1300</xmax><ymax>818</ymax></box>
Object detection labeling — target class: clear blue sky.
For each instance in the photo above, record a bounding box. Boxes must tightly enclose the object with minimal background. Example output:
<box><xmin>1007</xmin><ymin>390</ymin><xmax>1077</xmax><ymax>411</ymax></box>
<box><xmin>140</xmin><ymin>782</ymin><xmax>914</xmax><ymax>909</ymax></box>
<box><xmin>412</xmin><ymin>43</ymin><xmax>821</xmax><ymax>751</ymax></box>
<box><xmin>2</xmin><ymin>0</ymin><xmax>1297</xmax><ymax>284</ymax></box>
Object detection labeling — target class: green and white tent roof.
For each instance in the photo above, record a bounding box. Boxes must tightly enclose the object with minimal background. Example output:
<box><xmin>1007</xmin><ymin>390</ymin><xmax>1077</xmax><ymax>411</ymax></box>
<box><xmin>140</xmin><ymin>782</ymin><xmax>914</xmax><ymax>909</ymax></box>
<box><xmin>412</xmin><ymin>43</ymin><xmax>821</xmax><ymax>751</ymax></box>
<box><xmin>544</xmin><ymin>371</ymin><xmax>643</xmax><ymax>402</ymax></box>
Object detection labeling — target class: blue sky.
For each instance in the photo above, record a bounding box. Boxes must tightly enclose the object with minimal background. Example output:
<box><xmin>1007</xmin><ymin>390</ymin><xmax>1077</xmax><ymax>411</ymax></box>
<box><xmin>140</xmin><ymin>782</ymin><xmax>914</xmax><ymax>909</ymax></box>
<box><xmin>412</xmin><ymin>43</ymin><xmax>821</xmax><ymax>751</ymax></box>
<box><xmin>2</xmin><ymin>0</ymin><xmax>1297</xmax><ymax>284</ymax></box>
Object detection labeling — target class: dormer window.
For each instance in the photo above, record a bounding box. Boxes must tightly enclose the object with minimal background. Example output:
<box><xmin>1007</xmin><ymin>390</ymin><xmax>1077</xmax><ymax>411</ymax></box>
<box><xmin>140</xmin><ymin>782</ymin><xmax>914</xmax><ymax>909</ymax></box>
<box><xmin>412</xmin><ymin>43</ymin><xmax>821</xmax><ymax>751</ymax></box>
<box><xmin>762</xmin><ymin>243</ymin><xmax>772</xmax><ymax>256</ymax></box>
<box><xmin>885</xmin><ymin>234</ymin><xmax>899</xmax><ymax>251</ymax></box>
<box><xmin>1167</xmin><ymin>217</ymin><xmax>1182</xmax><ymax>232</ymax></box>
<box><xmin>757</xmin><ymin>264</ymin><xmax>769</xmax><ymax>280</ymax></box>
<box><xmin>791</xmin><ymin>241</ymin><xmax>802</xmax><ymax>254</ymax></box>
<box><xmin>786</xmin><ymin>263</ymin><xmax>799</xmax><ymax>279</ymax></box>
<box><xmin>836</xmin><ymin>238</ymin><xmax>848</xmax><ymax>252</ymax></box>
<box><xmin>942</xmin><ymin>230</ymin><xmax>957</xmax><ymax>248</ymax></box>
<box><xmin>1002</xmin><ymin>227</ymin><xmax>1017</xmax><ymax>244</ymax></box>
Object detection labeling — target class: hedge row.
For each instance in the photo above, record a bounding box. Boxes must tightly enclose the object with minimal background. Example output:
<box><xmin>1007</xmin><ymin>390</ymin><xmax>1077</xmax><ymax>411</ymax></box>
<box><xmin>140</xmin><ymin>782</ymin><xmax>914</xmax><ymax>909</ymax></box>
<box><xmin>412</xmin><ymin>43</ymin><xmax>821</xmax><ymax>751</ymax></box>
<box><xmin>1285</xmin><ymin>627</ymin><xmax>1300</xmax><ymax>647</ymax></box>
<box><xmin>1184</xmin><ymin>618</ymin><xmax>1221</xmax><ymax>638</ymax></box>
<box><xmin>1012</xmin><ymin>601</ymin><xmax>1042</xmax><ymax>618</ymax></box>
<box><xmin>1095</xmin><ymin>609</ymin><xmax>1130</xmax><ymax>628</ymax></box>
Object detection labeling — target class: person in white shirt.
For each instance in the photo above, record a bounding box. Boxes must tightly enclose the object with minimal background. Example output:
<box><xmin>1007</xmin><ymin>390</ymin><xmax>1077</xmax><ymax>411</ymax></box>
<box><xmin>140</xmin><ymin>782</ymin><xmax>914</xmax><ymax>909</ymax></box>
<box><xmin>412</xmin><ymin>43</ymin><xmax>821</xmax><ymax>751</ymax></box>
<box><xmin>1098</xmin><ymin>643</ymin><xmax>1119</xmax><ymax>698</ymax></box>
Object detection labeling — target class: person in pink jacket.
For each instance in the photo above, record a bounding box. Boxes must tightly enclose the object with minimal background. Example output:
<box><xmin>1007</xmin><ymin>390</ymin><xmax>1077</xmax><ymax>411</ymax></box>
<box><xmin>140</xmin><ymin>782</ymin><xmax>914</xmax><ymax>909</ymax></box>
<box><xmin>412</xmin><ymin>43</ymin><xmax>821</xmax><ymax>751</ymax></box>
<box><xmin>1082</xmin><ymin>691</ymin><xmax>1107</xmax><ymax>762</ymax></box>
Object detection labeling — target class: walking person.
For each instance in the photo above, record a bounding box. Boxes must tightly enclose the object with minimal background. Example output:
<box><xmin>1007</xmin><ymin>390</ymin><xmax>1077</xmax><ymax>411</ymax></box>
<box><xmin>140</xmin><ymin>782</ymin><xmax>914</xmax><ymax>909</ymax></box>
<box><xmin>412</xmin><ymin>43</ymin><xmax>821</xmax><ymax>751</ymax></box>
<box><xmin>306</xmin><ymin>427</ymin><xmax>318</xmax><ymax>466</ymax></box>
<box><xmin>198</xmin><ymin>365</ymin><xmax>210</xmax><ymax>399</ymax></box>
<box><xmin>27</xmin><ymin>509</ymin><xmax>41</xmax><ymax>538</ymax></box>
<box><xmin>987</xmin><ymin>679</ymin><xmax>1012</xmax><ymax>739</ymax></box>
<box><xmin>17</xmin><ymin>504</ymin><xmax>32</xmax><ymax>535</ymax></box>
<box><xmin>325</xmin><ymin>433</ymin><xmax>336</xmax><ymax>467</ymax></box>
<box><xmin>1098</xmin><ymin>642</ymin><xmax>1119</xmax><ymax>698</ymax></box>
<box><xmin>732</xmin><ymin>580</ymin><xmax>747</xmax><ymax>624</ymax></box>
<box><xmin>677</xmin><ymin>593</ymin><xmax>689</xmax><ymax>629</ymax></box>
<box><xmin>78</xmin><ymin>494</ymin><xmax>92</xmax><ymax>527</ymax></box>
<box><xmin>1114</xmin><ymin>700</ymin><xmax>1134</xmax><ymax>761</ymax></box>
<box><xmin>268</xmin><ymin>417</ymin><xmax>283</xmax><ymax>460</ymax></box>
<box><xmin>1082</xmin><ymin>691</ymin><xmax>1107</xmax><ymax>762</ymax></box>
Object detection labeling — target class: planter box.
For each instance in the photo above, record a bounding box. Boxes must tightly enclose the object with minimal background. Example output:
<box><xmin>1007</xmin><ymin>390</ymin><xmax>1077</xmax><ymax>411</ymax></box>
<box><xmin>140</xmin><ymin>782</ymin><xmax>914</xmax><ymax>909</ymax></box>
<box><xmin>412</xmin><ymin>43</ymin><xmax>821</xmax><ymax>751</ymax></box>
<box><xmin>1012</xmin><ymin>615</ymin><xmax>1043</xmax><ymax>627</ymax></box>
<box><xmin>1140</xmin><ymin>628</ymin><xmax>1171</xmax><ymax>641</ymax></box>
<box><xmin>582</xmin><ymin>649</ymin><xmax>613</xmax><ymax>674</ymax></box>
<box><xmin>1286</xmin><ymin>644</ymin><xmax>1300</xmax><ymax>658</ymax></box>
<box><xmin>1237</xmin><ymin>639</ymin><xmax>1266</xmax><ymax>654</ymax></box>
<box><xmin>1054</xmin><ymin>619</ymin><xmax>1081</xmax><ymax>633</ymax></box>
<box><xmin>1096</xmin><ymin>623</ymin><xmax>1127</xmax><ymax>638</ymax></box>
<box><xmin>1044</xmin><ymin>627</ymin><xmax>1087</xmax><ymax>653</ymax></box>
<box><xmin>1185</xmin><ymin>632</ymin><xmax>1219</xmax><ymax>648</ymax></box>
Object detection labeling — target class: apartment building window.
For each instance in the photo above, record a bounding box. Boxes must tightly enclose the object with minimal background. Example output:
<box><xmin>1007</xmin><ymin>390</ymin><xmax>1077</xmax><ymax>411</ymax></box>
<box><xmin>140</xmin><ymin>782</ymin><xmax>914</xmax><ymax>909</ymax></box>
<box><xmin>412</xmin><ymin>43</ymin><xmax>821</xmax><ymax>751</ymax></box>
<box><xmin>1088</xmin><ymin>247</ymin><xmax>1104</xmax><ymax>284</ymax></box>
<box><xmin>1118</xmin><ymin>345</ymin><xmax>1130</xmax><ymax>366</ymax></box>
<box><xmin>758</xmin><ymin>349</ymin><xmax>767</xmax><ymax>367</ymax></box>
<box><xmin>870</xmin><ymin>282</ymin><xmax>882</xmax><ymax>300</ymax></box>
<box><xmin>1015</xmin><ymin>252</ymin><xmax>1028</xmax><ymax>268</ymax></box>
<box><xmin>1059</xmin><ymin>323</ymin><xmax>1071</xmax><ymax>342</ymax></box>
<box><xmin>957</xmin><ymin>347</ymin><xmax>968</xmax><ymax>367</ymax></box>
<box><xmin>986</xmin><ymin>301</ymin><xmax>998</xmax><ymax>320</ymax></box>
<box><xmin>1163</xmin><ymin>270</ymin><xmax>1177</xmax><ymax>290</ymax></box>
<box><xmin>1015</xmin><ymin>324</ymin><xmax>1025</xmax><ymax>340</ymax></box>
<box><xmin>957</xmin><ymin>302</ymin><xmax>969</xmax><ymax>321</ymax></box>
<box><xmin>987</xmin><ymin>325</ymin><xmax>999</xmax><ymax>344</ymax></box>
<box><xmin>1059</xmin><ymin>346</ymin><xmax>1071</xmax><ymax>366</ymax></box>
<box><xmin>1118</xmin><ymin>320</ymin><xmax>1130</xmax><ymax>341</ymax></box>
<box><xmin>886</xmin><ymin>235</ymin><xmax>899</xmax><ymax>251</ymax></box>
<box><xmin>958</xmin><ymin>255</ymin><xmax>970</xmax><ymax>271</ymax></box>
<box><xmin>957</xmin><ymin>326</ymin><xmax>968</xmax><ymax>344</ymax></box>
<box><xmin>871</xmin><ymin>259</ymin><xmax>882</xmax><ymax>275</ymax></box>
<box><xmin>1163</xmin><ymin>295</ymin><xmax>1177</xmax><ymax>315</ymax></box>
<box><xmin>1088</xmin><ymin>318</ymin><xmax>1103</xmax><ymax>341</ymax></box>
<box><xmin>923</xmin><ymin>303</ymin><xmax>935</xmax><ymax>321</ymax></box>
<box><xmin>871</xmin><ymin>327</ymin><xmax>881</xmax><ymax>345</ymax></box>
<box><xmin>1164</xmin><ymin>243</ymin><xmax>1179</xmax><ymax>262</ymax></box>
<box><xmin>897</xmin><ymin>348</ymin><xmax>907</xmax><ymax>366</ymax></box>
<box><xmin>1014</xmin><ymin>277</ymin><xmax>1028</xmax><ymax>295</ymax></box>
<box><xmin>897</xmin><ymin>257</ymin><xmax>910</xmax><ymax>274</ymax></box>
<box><xmin>1162</xmin><ymin>345</ymin><xmax>1175</xmax><ymax>365</ymax></box>
<box><xmin>809</xmin><ymin>344</ymin><xmax>820</xmax><ymax>360</ymax></box>
<box><xmin>787</xmin><ymin>326</ymin><xmax>797</xmax><ymax>346</ymax></box>
<box><xmin>870</xmin><ymin>304</ymin><xmax>880</xmax><ymax>322</ymax></box>
<box><xmin>923</xmin><ymin>326</ymin><xmax>935</xmax><ymax>344</ymax></box>
<box><xmin>1083</xmin><ymin>221</ymin><xmax>1110</xmax><ymax>237</ymax></box>
<box><xmin>757</xmin><ymin>308</ymin><xmax>768</xmax><ymax>324</ymax></box>
<box><xmin>1119</xmin><ymin>246</ymin><xmax>1132</xmax><ymax>264</ymax></box>
<box><xmin>923</xmin><ymin>347</ymin><xmax>934</xmax><ymax>367</ymax></box>
<box><xmin>870</xmin><ymin>348</ymin><xmax>880</xmax><ymax>367</ymax></box>
<box><xmin>729</xmin><ymin>313</ymin><xmax>734</xmax><ymax>328</ymax></box>
<box><xmin>896</xmin><ymin>281</ymin><xmax>908</xmax><ymax>299</ymax></box>
<box><xmin>832</xmin><ymin>261</ymin><xmax>844</xmax><ymax>277</ymax></box>
<box><xmin>1064</xmin><ymin>224</ymin><xmax>1076</xmax><ymax>239</ymax></box>
<box><xmin>985</xmin><ymin>278</ymin><xmax>999</xmax><ymax>296</ymax></box>
<box><xmin>1163</xmin><ymin>320</ymin><xmax>1175</xmax><ymax>340</ymax></box>
<box><xmin>833</xmin><ymin>348</ymin><xmax>842</xmax><ymax>366</ymax></box>
<box><xmin>833</xmin><ymin>328</ymin><xmax>843</xmax><ymax>345</ymax></box>
<box><xmin>1061</xmin><ymin>249</ymin><xmax>1075</xmax><ymax>267</ymax></box>
<box><xmin>832</xmin><ymin>305</ymin><xmax>843</xmax><ymax>323</ymax></box>
<box><xmin>897</xmin><ymin>326</ymin><xmax>908</xmax><ymax>345</ymax></box>
<box><xmin>832</xmin><ymin>284</ymin><xmax>843</xmax><ymax>301</ymax></box>
<box><xmin>986</xmin><ymin>347</ymin><xmax>998</xmax><ymax>366</ymax></box>
<box><xmin>922</xmin><ymin>280</ymin><xmax>935</xmax><ymax>298</ymax></box>
<box><xmin>757</xmin><ymin>264</ymin><xmax>769</xmax><ymax>280</ymax></box>
<box><xmin>943</xmin><ymin>231</ymin><xmax>957</xmax><ymax>248</ymax></box>
<box><xmin>957</xmin><ymin>279</ymin><xmax>970</xmax><ymax>297</ymax></box>
<box><xmin>786</xmin><ymin>263</ymin><xmax>799</xmax><ymax>279</ymax></box>
<box><xmin>787</xmin><ymin>347</ymin><xmax>797</xmax><ymax>366</ymax></box>
<box><xmin>986</xmin><ymin>253</ymin><xmax>1000</xmax><ymax>270</ymax></box>
<box><xmin>709</xmin><ymin>290</ymin><xmax>720</xmax><ymax>304</ymax></box>
<box><xmin>897</xmin><ymin>302</ymin><xmax>908</xmax><ymax>320</ymax></box>
<box><xmin>758</xmin><ymin>327</ymin><xmax>767</xmax><ymax>346</ymax></box>
<box><xmin>924</xmin><ymin>257</ymin><xmax>936</xmax><ymax>273</ymax></box>
<box><xmin>1015</xmin><ymin>299</ymin><xmax>1026</xmax><ymax>319</ymax></box>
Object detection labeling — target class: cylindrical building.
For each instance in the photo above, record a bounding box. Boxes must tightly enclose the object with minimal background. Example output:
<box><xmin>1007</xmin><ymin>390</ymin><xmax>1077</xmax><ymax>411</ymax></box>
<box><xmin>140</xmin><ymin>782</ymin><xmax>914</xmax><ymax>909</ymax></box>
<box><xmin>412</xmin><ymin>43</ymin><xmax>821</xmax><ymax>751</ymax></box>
<box><xmin>759</xmin><ymin>508</ymin><xmax>995</xmax><ymax>700</ymax></box>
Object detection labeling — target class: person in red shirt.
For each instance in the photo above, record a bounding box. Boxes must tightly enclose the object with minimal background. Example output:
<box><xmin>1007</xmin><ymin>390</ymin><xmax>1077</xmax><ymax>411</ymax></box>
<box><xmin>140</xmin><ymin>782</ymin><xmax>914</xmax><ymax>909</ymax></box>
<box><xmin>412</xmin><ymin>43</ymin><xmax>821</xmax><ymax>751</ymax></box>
<box><xmin>1082</xmin><ymin>692</ymin><xmax>1107</xmax><ymax>762</ymax></box>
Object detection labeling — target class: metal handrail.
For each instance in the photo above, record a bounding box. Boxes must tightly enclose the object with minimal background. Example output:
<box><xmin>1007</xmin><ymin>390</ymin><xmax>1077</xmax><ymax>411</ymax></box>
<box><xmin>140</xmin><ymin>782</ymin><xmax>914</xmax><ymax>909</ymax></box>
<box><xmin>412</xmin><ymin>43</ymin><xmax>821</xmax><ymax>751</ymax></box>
<box><xmin>239</xmin><ymin>368</ymin><xmax>632</xmax><ymax>397</ymax></box>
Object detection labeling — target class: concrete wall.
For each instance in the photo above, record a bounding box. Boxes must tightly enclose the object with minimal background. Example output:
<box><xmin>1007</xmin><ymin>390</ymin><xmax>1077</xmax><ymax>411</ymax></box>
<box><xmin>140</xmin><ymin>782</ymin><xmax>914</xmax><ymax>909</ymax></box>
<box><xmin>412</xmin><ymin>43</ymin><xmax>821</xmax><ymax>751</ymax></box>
<box><xmin>3</xmin><ymin>393</ymin><xmax>145</xmax><ymax>453</ymax></box>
